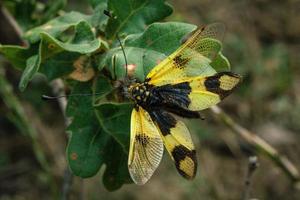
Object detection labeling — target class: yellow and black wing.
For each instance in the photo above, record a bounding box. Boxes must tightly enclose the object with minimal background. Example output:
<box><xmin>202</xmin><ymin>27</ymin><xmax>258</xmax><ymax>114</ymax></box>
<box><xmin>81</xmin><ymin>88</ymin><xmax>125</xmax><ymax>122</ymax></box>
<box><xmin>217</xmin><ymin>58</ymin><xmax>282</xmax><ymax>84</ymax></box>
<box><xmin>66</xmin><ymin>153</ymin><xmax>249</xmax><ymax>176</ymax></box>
<box><xmin>155</xmin><ymin>72</ymin><xmax>241</xmax><ymax>112</ymax></box>
<box><xmin>148</xmin><ymin>72</ymin><xmax>241</xmax><ymax>179</ymax></box>
<box><xmin>187</xmin><ymin>72</ymin><xmax>241</xmax><ymax>110</ymax></box>
<box><xmin>150</xmin><ymin>110</ymin><xmax>197</xmax><ymax>179</ymax></box>
<box><xmin>147</xmin><ymin>23</ymin><xmax>225</xmax><ymax>86</ymax></box>
<box><xmin>128</xmin><ymin>106</ymin><xmax>164</xmax><ymax>185</ymax></box>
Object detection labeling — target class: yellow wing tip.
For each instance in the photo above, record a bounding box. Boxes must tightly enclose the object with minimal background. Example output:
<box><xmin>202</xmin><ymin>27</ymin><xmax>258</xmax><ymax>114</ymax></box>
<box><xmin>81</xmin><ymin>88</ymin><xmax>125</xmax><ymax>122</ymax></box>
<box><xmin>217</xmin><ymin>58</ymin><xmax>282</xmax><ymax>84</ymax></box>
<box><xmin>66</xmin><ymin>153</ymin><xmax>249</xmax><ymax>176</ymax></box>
<box><xmin>171</xmin><ymin>145</ymin><xmax>198</xmax><ymax>180</ymax></box>
<box><xmin>203</xmin><ymin>71</ymin><xmax>242</xmax><ymax>100</ymax></box>
<box><xmin>176</xmin><ymin>154</ymin><xmax>197</xmax><ymax>179</ymax></box>
<box><xmin>218</xmin><ymin>71</ymin><xmax>242</xmax><ymax>94</ymax></box>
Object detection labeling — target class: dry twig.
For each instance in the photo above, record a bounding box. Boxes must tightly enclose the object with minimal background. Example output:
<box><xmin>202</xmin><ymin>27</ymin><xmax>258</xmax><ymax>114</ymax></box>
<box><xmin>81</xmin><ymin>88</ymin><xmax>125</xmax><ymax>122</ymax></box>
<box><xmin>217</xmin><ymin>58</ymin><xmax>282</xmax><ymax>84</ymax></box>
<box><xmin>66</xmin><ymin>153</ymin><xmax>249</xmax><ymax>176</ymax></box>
<box><xmin>242</xmin><ymin>156</ymin><xmax>259</xmax><ymax>200</ymax></box>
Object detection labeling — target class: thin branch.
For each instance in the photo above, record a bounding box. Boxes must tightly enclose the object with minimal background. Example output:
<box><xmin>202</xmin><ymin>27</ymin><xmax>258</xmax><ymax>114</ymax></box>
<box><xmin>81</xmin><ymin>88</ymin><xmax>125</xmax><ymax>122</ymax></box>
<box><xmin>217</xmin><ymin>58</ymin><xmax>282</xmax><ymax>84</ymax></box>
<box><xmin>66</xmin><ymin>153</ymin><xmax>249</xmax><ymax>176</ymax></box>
<box><xmin>0</xmin><ymin>5</ymin><xmax>27</xmax><ymax>46</ymax></box>
<box><xmin>210</xmin><ymin>105</ymin><xmax>300</xmax><ymax>187</ymax></box>
<box><xmin>49</xmin><ymin>79</ymin><xmax>75</xmax><ymax>200</ymax></box>
<box><xmin>61</xmin><ymin>168</ymin><xmax>74</xmax><ymax>200</ymax></box>
<box><xmin>79</xmin><ymin>178</ymin><xmax>85</xmax><ymax>200</ymax></box>
<box><xmin>242</xmin><ymin>156</ymin><xmax>259</xmax><ymax>200</ymax></box>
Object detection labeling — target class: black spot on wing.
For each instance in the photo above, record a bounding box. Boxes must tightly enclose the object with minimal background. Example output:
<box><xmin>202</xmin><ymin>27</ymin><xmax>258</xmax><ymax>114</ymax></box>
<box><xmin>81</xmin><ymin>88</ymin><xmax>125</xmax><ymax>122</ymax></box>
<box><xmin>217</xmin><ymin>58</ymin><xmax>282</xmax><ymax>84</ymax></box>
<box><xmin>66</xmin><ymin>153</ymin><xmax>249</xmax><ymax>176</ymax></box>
<box><xmin>135</xmin><ymin>134</ymin><xmax>150</xmax><ymax>147</ymax></box>
<box><xmin>171</xmin><ymin>145</ymin><xmax>197</xmax><ymax>179</ymax></box>
<box><xmin>205</xmin><ymin>76</ymin><xmax>220</xmax><ymax>88</ymax></box>
<box><xmin>149</xmin><ymin>110</ymin><xmax>176</xmax><ymax>136</ymax></box>
<box><xmin>173</xmin><ymin>55</ymin><xmax>190</xmax><ymax>69</ymax></box>
<box><xmin>204</xmin><ymin>72</ymin><xmax>241</xmax><ymax>99</ymax></box>
<box><xmin>155</xmin><ymin>82</ymin><xmax>192</xmax><ymax>108</ymax></box>
<box><xmin>162</xmin><ymin>104</ymin><xmax>200</xmax><ymax>119</ymax></box>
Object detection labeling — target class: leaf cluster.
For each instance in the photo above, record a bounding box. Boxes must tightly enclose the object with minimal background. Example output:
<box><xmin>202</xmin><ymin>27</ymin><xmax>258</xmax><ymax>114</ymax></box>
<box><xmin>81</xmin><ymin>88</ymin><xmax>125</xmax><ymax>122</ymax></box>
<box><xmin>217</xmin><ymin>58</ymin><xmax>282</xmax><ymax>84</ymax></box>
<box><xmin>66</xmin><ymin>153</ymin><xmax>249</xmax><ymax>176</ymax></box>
<box><xmin>0</xmin><ymin>0</ymin><xmax>229</xmax><ymax>190</ymax></box>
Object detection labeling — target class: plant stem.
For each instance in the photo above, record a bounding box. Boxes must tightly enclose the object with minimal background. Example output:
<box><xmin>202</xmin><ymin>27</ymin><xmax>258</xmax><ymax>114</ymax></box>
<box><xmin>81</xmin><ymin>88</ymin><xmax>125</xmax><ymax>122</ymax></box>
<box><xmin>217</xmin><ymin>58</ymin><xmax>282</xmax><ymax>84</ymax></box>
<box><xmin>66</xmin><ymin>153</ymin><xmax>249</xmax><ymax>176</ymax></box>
<box><xmin>242</xmin><ymin>156</ymin><xmax>259</xmax><ymax>200</ymax></box>
<box><xmin>61</xmin><ymin>168</ymin><xmax>73</xmax><ymax>200</ymax></box>
<box><xmin>49</xmin><ymin>79</ymin><xmax>75</xmax><ymax>200</ymax></box>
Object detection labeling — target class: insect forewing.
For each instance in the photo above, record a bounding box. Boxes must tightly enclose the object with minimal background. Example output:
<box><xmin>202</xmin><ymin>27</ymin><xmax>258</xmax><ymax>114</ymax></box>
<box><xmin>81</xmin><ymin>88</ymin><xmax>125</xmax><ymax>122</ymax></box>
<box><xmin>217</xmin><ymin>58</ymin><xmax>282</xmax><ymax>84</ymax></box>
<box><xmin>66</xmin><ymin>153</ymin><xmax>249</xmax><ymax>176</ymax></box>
<box><xmin>147</xmin><ymin>23</ymin><xmax>226</xmax><ymax>86</ymax></box>
<box><xmin>128</xmin><ymin>107</ymin><xmax>164</xmax><ymax>185</ymax></box>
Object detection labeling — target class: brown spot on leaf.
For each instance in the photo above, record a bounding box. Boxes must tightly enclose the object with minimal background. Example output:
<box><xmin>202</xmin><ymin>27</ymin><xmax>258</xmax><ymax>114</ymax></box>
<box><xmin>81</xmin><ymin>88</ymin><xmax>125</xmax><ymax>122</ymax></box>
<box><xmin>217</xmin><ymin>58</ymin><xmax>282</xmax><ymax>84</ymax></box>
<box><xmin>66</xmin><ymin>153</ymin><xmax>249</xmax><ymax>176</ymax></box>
<box><xmin>48</xmin><ymin>43</ymin><xmax>56</xmax><ymax>49</ymax></box>
<box><xmin>69</xmin><ymin>55</ymin><xmax>95</xmax><ymax>82</ymax></box>
<box><xmin>70</xmin><ymin>152</ymin><xmax>78</xmax><ymax>160</ymax></box>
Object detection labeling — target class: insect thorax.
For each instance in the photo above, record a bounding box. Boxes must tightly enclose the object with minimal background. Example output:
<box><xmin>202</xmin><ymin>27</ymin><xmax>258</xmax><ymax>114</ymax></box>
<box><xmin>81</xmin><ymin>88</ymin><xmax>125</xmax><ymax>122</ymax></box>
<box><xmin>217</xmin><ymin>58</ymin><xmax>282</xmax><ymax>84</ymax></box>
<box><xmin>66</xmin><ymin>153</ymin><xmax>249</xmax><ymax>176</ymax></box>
<box><xmin>128</xmin><ymin>81</ymin><xmax>152</xmax><ymax>106</ymax></box>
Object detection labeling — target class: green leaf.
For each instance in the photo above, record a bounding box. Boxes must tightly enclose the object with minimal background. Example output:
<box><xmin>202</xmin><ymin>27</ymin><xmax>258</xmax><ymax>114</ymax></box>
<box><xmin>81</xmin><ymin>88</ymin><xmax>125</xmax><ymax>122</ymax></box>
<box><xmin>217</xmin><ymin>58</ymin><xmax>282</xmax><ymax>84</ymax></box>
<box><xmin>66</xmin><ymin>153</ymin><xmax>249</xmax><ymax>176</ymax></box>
<box><xmin>39</xmin><ymin>52</ymin><xmax>80</xmax><ymax>81</ymax></box>
<box><xmin>99</xmin><ymin>46</ymin><xmax>166</xmax><ymax>81</ymax></box>
<box><xmin>39</xmin><ymin>21</ymin><xmax>101</xmax><ymax>54</ymax></box>
<box><xmin>19</xmin><ymin>21</ymin><xmax>101</xmax><ymax>84</ymax></box>
<box><xmin>12</xmin><ymin>0</ymin><xmax>36</xmax><ymax>30</ymax></box>
<box><xmin>210</xmin><ymin>52</ymin><xmax>231</xmax><ymax>72</ymax></box>
<box><xmin>66</xmin><ymin>81</ymin><xmax>131</xmax><ymax>183</ymax></box>
<box><xmin>89</xmin><ymin>0</ymin><xmax>107</xmax><ymax>9</ymax></box>
<box><xmin>92</xmin><ymin>74</ymin><xmax>114</xmax><ymax>105</ymax></box>
<box><xmin>125</xmin><ymin>22</ymin><xmax>196</xmax><ymax>55</ymax></box>
<box><xmin>24</xmin><ymin>11</ymin><xmax>91</xmax><ymax>43</ymax></box>
<box><xmin>66</xmin><ymin>82</ymin><xmax>109</xmax><ymax>178</ymax></box>
<box><xmin>90</xmin><ymin>1</ymin><xmax>109</xmax><ymax>32</ymax></box>
<box><xmin>39</xmin><ymin>0</ymin><xmax>67</xmax><ymax>24</ymax></box>
<box><xmin>19</xmin><ymin>53</ymin><xmax>41</xmax><ymax>91</ymax></box>
<box><xmin>0</xmin><ymin>44</ymin><xmax>37</xmax><ymax>70</ymax></box>
<box><xmin>67</xmin><ymin>127</ymin><xmax>110</xmax><ymax>178</ymax></box>
<box><xmin>95</xmin><ymin>102</ymin><xmax>133</xmax><ymax>152</ymax></box>
<box><xmin>102</xmin><ymin>137</ymin><xmax>132</xmax><ymax>191</ymax></box>
<box><xmin>105</xmin><ymin>0</ymin><xmax>173</xmax><ymax>39</ymax></box>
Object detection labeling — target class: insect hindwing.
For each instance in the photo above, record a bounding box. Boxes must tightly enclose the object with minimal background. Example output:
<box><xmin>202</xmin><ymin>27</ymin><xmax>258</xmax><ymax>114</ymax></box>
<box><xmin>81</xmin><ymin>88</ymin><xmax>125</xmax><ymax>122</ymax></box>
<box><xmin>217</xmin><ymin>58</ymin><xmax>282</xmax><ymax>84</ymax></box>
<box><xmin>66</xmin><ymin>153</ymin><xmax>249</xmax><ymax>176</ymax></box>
<box><xmin>149</xmin><ymin>110</ymin><xmax>197</xmax><ymax>179</ymax></box>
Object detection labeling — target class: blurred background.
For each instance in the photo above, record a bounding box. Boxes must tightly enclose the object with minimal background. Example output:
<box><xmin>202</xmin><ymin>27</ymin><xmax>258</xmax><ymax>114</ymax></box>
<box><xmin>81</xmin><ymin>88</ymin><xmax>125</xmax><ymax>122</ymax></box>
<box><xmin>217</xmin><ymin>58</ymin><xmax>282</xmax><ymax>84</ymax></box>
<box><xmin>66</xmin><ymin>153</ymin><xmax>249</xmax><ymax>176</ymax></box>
<box><xmin>1</xmin><ymin>0</ymin><xmax>300</xmax><ymax>199</ymax></box>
